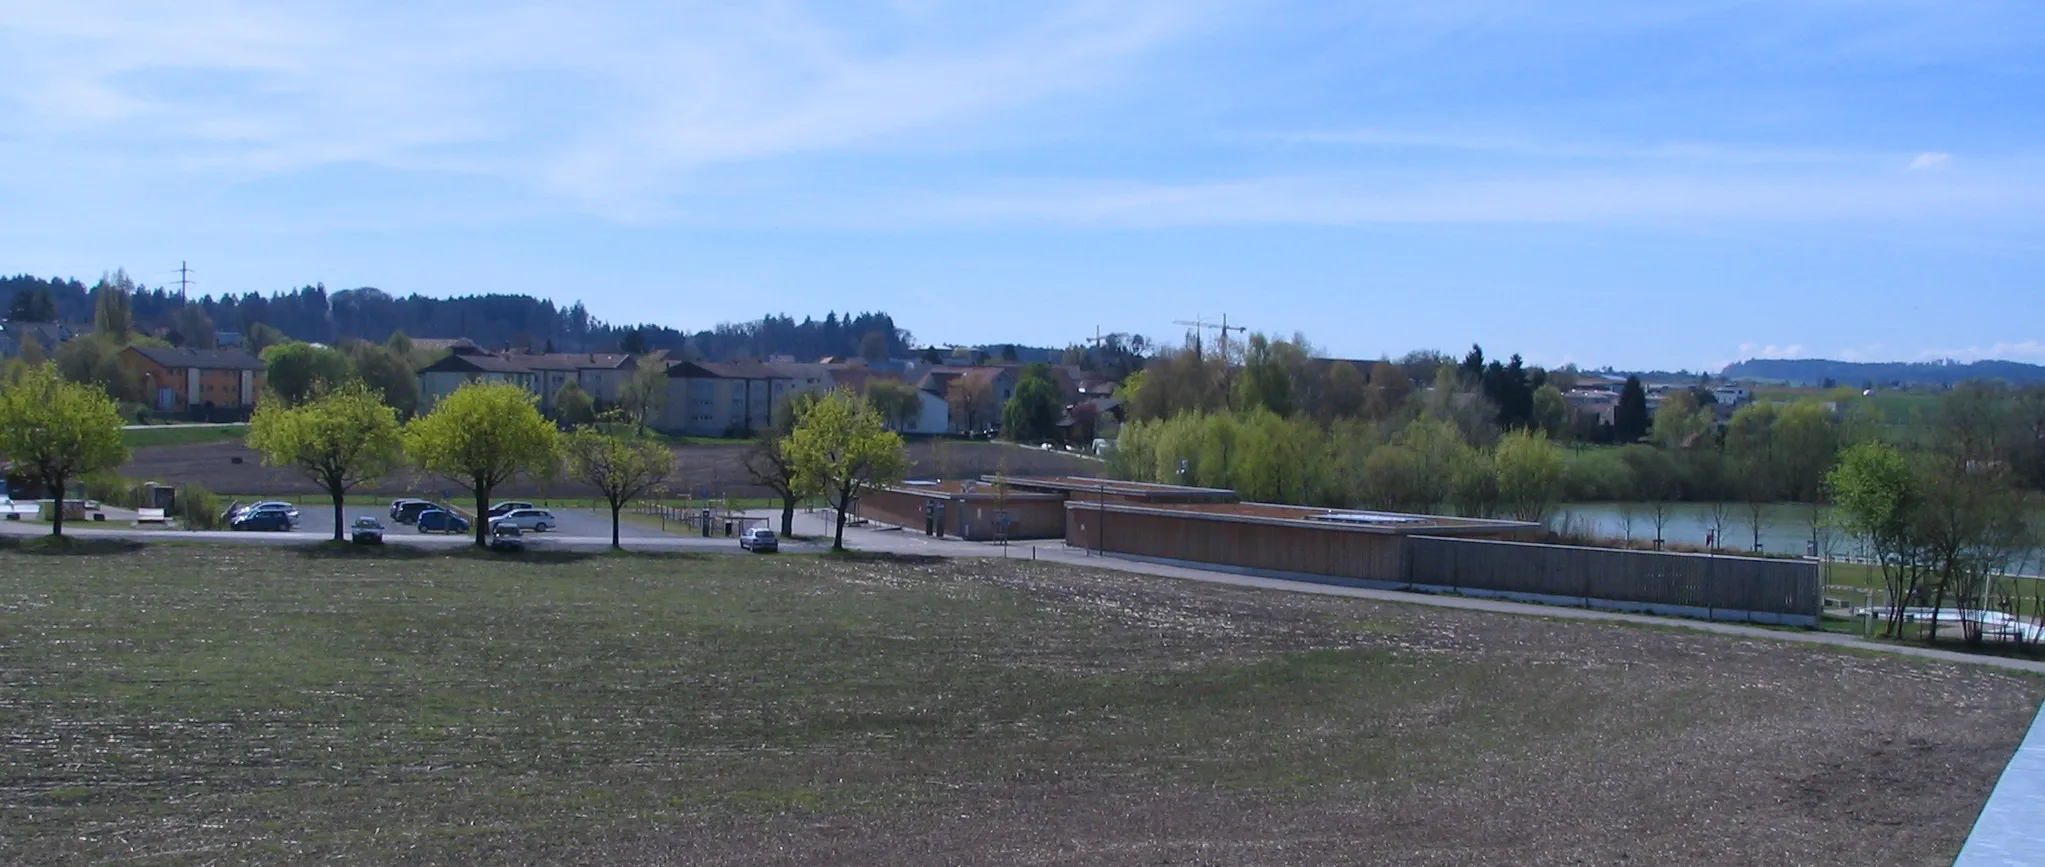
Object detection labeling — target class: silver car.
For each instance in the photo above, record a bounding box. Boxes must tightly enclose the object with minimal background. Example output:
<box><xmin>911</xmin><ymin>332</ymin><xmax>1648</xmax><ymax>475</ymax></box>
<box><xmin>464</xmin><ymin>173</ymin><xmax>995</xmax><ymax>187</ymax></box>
<box><xmin>489</xmin><ymin>508</ymin><xmax>556</xmax><ymax>532</ymax></box>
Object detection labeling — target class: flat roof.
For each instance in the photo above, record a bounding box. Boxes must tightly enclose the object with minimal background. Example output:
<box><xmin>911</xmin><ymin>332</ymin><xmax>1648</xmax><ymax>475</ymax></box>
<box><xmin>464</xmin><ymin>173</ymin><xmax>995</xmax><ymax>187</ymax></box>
<box><xmin>992</xmin><ymin>475</ymin><xmax>1239</xmax><ymax>497</ymax></box>
<box><xmin>1065</xmin><ymin>499</ymin><xmax>1541</xmax><ymax>536</ymax></box>
<box><xmin>883</xmin><ymin>480</ymin><xmax>1066</xmax><ymax>500</ymax></box>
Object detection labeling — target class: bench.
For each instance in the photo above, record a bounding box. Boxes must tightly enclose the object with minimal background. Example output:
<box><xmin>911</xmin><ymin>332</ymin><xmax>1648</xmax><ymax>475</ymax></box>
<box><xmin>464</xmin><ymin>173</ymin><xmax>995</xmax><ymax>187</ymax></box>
<box><xmin>136</xmin><ymin>508</ymin><xmax>168</xmax><ymax>524</ymax></box>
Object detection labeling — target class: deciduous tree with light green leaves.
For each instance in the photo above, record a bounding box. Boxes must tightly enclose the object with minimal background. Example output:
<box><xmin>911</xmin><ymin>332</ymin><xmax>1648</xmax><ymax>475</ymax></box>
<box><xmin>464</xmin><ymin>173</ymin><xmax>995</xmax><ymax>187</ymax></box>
<box><xmin>563</xmin><ymin>423</ymin><xmax>676</xmax><ymax>549</ymax></box>
<box><xmin>246</xmin><ymin>381</ymin><xmax>405</xmax><ymax>541</ymax></box>
<box><xmin>1827</xmin><ymin>441</ymin><xmax>1921</xmax><ymax>635</ymax></box>
<box><xmin>0</xmin><ymin>363</ymin><xmax>129</xmax><ymax>537</ymax></box>
<box><xmin>787</xmin><ymin>389</ymin><xmax>908</xmax><ymax>551</ymax></box>
<box><xmin>1493</xmin><ymin>429</ymin><xmax>1565</xmax><ymax>523</ymax></box>
<box><xmin>404</xmin><ymin>381</ymin><xmax>562</xmax><ymax>547</ymax></box>
<box><xmin>553</xmin><ymin>382</ymin><xmax>597</xmax><ymax>427</ymax></box>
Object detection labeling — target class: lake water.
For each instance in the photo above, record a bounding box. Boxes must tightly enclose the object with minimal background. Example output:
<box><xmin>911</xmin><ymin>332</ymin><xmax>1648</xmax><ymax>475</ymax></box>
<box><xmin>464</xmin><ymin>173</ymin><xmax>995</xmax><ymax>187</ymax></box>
<box><xmin>1550</xmin><ymin>502</ymin><xmax>2045</xmax><ymax>577</ymax></box>
<box><xmin>1550</xmin><ymin>502</ymin><xmax>1852</xmax><ymax>557</ymax></box>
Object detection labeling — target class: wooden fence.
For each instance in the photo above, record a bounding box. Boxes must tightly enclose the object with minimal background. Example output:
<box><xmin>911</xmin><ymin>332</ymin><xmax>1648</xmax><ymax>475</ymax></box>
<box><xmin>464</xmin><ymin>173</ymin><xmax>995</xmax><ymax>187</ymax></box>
<box><xmin>1404</xmin><ymin>536</ymin><xmax>1822</xmax><ymax>626</ymax></box>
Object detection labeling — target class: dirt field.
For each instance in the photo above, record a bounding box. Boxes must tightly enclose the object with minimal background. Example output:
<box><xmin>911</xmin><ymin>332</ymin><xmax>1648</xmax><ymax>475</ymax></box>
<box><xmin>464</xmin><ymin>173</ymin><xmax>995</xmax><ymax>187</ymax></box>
<box><xmin>0</xmin><ymin>544</ymin><xmax>2036</xmax><ymax>865</ymax></box>
<box><xmin>118</xmin><ymin>438</ymin><xmax>1103</xmax><ymax>498</ymax></box>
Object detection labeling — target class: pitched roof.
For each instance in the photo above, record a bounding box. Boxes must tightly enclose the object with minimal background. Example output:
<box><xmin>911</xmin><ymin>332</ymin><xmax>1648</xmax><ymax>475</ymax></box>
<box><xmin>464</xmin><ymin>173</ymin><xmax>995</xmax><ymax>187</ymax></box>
<box><xmin>125</xmin><ymin>345</ymin><xmax>266</xmax><ymax>371</ymax></box>
<box><xmin>669</xmin><ymin>361</ymin><xmax>834</xmax><ymax>381</ymax></box>
<box><xmin>828</xmin><ymin>368</ymin><xmax>905</xmax><ymax>395</ymax></box>
<box><xmin>418</xmin><ymin>353</ymin><xmax>535</xmax><ymax>375</ymax></box>
<box><xmin>507</xmin><ymin>352</ymin><xmax>638</xmax><ymax>372</ymax></box>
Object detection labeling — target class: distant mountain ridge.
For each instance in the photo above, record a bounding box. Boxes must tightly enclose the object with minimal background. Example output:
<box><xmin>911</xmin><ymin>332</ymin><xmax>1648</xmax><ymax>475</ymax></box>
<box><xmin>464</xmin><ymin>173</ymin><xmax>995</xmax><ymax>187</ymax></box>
<box><xmin>1722</xmin><ymin>357</ymin><xmax>2045</xmax><ymax>387</ymax></box>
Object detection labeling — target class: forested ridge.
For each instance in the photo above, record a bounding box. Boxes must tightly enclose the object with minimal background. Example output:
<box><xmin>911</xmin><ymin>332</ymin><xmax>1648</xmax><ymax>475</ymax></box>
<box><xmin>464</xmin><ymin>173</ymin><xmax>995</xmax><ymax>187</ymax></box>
<box><xmin>1</xmin><ymin>273</ymin><xmax>911</xmax><ymax>362</ymax></box>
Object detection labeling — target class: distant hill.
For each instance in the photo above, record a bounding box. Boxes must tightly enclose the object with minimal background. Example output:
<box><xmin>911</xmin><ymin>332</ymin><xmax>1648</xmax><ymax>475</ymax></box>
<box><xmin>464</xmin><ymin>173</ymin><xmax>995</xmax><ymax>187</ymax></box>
<box><xmin>1722</xmin><ymin>358</ymin><xmax>2045</xmax><ymax>387</ymax></box>
<box><xmin>1</xmin><ymin>273</ymin><xmax>912</xmax><ymax>361</ymax></box>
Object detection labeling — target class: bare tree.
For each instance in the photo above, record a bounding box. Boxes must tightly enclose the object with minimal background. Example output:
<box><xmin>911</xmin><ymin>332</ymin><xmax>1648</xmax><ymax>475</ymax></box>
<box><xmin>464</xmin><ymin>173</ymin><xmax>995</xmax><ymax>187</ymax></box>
<box><xmin>946</xmin><ymin>377</ymin><xmax>995</xmax><ymax>435</ymax></box>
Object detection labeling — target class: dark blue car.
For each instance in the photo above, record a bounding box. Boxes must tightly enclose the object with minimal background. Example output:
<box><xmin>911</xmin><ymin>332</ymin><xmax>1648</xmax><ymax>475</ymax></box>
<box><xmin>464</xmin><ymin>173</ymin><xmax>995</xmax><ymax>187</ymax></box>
<box><xmin>415</xmin><ymin>510</ymin><xmax>471</xmax><ymax>534</ymax></box>
<box><xmin>231</xmin><ymin>509</ymin><xmax>293</xmax><ymax>532</ymax></box>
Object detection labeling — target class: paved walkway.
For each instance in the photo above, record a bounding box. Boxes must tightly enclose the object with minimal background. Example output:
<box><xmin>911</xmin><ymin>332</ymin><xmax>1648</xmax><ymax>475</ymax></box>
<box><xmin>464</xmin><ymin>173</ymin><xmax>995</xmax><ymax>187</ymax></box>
<box><xmin>1956</xmin><ymin>708</ymin><xmax>2045</xmax><ymax>865</ymax></box>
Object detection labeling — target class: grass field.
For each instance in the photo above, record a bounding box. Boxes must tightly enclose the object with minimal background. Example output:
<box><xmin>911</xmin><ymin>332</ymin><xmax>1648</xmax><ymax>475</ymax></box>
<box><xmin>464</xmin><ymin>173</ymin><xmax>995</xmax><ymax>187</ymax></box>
<box><xmin>0</xmin><ymin>544</ymin><xmax>2036</xmax><ymax>865</ymax></box>
<box><xmin>120</xmin><ymin>424</ymin><xmax>248</xmax><ymax>449</ymax></box>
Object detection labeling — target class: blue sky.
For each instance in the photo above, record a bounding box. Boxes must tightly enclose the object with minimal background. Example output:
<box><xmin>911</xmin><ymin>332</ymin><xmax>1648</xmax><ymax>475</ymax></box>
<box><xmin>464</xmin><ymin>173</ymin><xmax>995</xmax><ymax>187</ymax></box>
<box><xmin>1</xmin><ymin>1</ymin><xmax>2041</xmax><ymax>370</ymax></box>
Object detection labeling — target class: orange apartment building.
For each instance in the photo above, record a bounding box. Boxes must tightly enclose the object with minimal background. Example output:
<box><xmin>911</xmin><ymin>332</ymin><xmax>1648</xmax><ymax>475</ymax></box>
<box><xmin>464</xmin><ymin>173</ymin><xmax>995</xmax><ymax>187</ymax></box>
<box><xmin>119</xmin><ymin>346</ymin><xmax>267</xmax><ymax>420</ymax></box>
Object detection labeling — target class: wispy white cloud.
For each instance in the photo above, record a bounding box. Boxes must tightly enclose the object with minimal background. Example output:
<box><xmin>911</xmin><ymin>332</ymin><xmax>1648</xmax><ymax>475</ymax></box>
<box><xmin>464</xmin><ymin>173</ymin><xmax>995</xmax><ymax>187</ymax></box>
<box><xmin>1273</xmin><ymin>129</ymin><xmax>1856</xmax><ymax>167</ymax></box>
<box><xmin>0</xmin><ymin>0</ymin><xmax>1203</xmax><ymax>209</ymax></box>
<box><xmin>1908</xmin><ymin>152</ymin><xmax>1952</xmax><ymax>171</ymax></box>
<box><xmin>1738</xmin><ymin>342</ymin><xmax>1807</xmax><ymax>359</ymax></box>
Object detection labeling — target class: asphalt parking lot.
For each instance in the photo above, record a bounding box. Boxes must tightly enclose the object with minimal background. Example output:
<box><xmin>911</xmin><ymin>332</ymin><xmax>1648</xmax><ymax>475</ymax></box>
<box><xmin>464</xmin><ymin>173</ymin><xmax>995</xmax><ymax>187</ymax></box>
<box><xmin>271</xmin><ymin>503</ymin><xmax>674</xmax><ymax>541</ymax></box>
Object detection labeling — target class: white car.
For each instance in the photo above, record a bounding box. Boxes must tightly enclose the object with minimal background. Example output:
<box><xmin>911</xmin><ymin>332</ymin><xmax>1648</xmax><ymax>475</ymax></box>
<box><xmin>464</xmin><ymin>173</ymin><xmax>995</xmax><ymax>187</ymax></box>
<box><xmin>488</xmin><ymin>508</ymin><xmax>556</xmax><ymax>532</ymax></box>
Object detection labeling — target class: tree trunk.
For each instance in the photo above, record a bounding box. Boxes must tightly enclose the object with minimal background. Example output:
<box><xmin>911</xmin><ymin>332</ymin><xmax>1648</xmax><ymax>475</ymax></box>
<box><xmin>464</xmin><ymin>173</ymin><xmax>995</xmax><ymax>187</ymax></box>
<box><xmin>330</xmin><ymin>482</ymin><xmax>347</xmax><ymax>542</ymax></box>
<box><xmin>48</xmin><ymin>471</ymin><xmax>66</xmax><ymax>538</ymax></box>
<box><xmin>610</xmin><ymin>502</ymin><xmax>622</xmax><ymax>550</ymax></box>
<box><xmin>833</xmin><ymin>490</ymin><xmax>850</xmax><ymax>551</ymax></box>
<box><xmin>780</xmin><ymin>496</ymin><xmax>795</xmax><ymax>536</ymax></box>
<box><xmin>474</xmin><ymin>486</ymin><xmax>491</xmax><ymax>547</ymax></box>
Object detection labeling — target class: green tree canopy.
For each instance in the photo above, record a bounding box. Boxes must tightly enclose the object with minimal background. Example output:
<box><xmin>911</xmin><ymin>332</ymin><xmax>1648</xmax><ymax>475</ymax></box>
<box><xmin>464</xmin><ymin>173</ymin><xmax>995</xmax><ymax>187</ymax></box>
<box><xmin>619</xmin><ymin>362</ymin><xmax>668</xmax><ymax>433</ymax></box>
<box><xmin>262</xmin><ymin>342</ymin><xmax>355</xmax><ymax>407</ymax></box>
<box><xmin>1232</xmin><ymin>334</ymin><xmax>1294</xmax><ymax>417</ymax></box>
<box><xmin>91</xmin><ymin>270</ymin><xmax>135</xmax><ymax>342</ymax></box>
<box><xmin>1002</xmin><ymin>364</ymin><xmax>1063</xmax><ymax>443</ymax></box>
<box><xmin>563</xmin><ymin>425</ymin><xmax>675</xmax><ymax>549</ymax></box>
<box><xmin>554</xmin><ymin>382</ymin><xmax>597</xmax><ymax>427</ymax></box>
<box><xmin>863</xmin><ymin>379</ymin><xmax>923</xmax><ymax>431</ymax></box>
<box><xmin>245</xmin><ymin>323</ymin><xmax>289</xmax><ymax>356</ymax></box>
<box><xmin>344</xmin><ymin>342</ymin><xmax>421</xmax><ymax>417</ymax></box>
<box><xmin>246</xmin><ymin>381</ymin><xmax>405</xmax><ymax>540</ymax></box>
<box><xmin>858</xmin><ymin>330</ymin><xmax>890</xmax><ymax>362</ymax></box>
<box><xmin>54</xmin><ymin>336</ymin><xmax>137</xmax><ymax>403</ymax></box>
<box><xmin>404</xmin><ymin>381</ymin><xmax>561</xmax><ymax>546</ymax></box>
<box><xmin>1494</xmin><ymin>429</ymin><xmax>1565</xmax><ymax>523</ymax></box>
<box><xmin>171</xmin><ymin>305</ymin><xmax>217</xmax><ymax>349</ymax></box>
<box><xmin>1649</xmin><ymin>389</ymin><xmax>1713</xmax><ymax>449</ymax></box>
<box><xmin>0</xmin><ymin>363</ymin><xmax>129</xmax><ymax>537</ymax></box>
<box><xmin>1614</xmin><ymin>376</ymin><xmax>1650</xmax><ymax>443</ymax></box>
<box><xmin>8</xmin><ymin>286</ymin><xmax>57</xmax><ymax>322</ymax></box>
<box><xmin>786</xmin><ymin>389</ymin><xmax>908</xmax><ymax>551</ymax></box>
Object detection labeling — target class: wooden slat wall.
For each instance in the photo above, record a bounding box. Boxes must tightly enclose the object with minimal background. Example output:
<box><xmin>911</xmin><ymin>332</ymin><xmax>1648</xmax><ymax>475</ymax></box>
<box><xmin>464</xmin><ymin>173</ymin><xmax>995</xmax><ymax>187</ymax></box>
<box><xmin>1067</xmin><ymin>506</ymin><xmax>1404</xmax><ymax>582</ymax></box>
<box><xmin>1404</xmin><ymin>536</ymin><xmax>1822</xmax><ymax>620</ymax></box>
<box><xmin>1065</xmin><ymin>505</ymin><xmax>1820</xmax><ymax>623</ymax></box>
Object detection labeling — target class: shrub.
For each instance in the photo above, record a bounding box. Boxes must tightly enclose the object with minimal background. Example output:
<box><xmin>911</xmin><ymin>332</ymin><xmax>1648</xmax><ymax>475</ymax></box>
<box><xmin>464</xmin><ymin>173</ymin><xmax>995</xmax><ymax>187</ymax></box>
<box><xmin>180</xmin><ymin>484</ymin><xmax>225</xmax><ymax>530</ymax></box>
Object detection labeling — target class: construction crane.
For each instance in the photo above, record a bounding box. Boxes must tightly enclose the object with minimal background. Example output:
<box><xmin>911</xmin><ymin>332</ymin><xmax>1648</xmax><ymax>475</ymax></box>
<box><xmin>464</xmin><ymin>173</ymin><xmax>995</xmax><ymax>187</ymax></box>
<box><xmin>1171</xmin><ymin>314</ymin><xmax>1247</xmax><ymax>360</ymax></box>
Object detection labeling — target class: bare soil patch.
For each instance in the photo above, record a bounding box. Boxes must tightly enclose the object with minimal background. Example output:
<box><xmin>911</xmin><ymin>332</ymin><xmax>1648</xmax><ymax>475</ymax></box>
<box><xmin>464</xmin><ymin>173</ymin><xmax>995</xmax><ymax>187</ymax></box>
<box><xmin>0</xmin><ymin>546</ymin><xmax>2033</xmax><ymax>865</ymax></box>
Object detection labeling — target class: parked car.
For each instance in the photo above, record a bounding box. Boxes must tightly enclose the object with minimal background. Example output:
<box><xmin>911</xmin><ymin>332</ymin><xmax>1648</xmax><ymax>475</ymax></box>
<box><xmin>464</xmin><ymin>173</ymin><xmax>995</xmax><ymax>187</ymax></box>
<box><xmin>350</xmin><ymin>517</ymin><xmax>385</xmax><ymax>545</ymax></box>
<box><xmin>236</xmin><ymin>500</ymin><xmax>299</xmax><ymax>522</ymax></box>
<box><xmin>231</xmin><ymin>509</ymin><xmax>293</xmax><ymax>532</ymax></box>
<box><xmin>390</xmin><ymin>499</ymin><xmax>437</xmax><ymax>524</ymax></box>
<box><xmin>739</xmin><ymin>527</ymin><xmax>778</xmax><ymax>553</ymax></box>
<box><xmin>488</xmin><ymin>522</ymin><xmax>526</xmax><ymax>552</ymax></box>
<box><xmin>489</xmin><ymin>508</ymin><xmax>555</xmax><ymax>532</ymax></box>
<box><xmin>415</xmin><ymin>509</ymin><xmax>471</xmax><ymax>534</ymax></box>
<box><xmin>486</xmin><ymin>501</ymin><xmax>536</xmax><ymax>519</ymax></box>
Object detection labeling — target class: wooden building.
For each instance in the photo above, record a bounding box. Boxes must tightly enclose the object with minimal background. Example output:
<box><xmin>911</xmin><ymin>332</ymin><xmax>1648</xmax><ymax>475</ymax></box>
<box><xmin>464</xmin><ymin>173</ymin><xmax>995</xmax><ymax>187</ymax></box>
<box><xmin>118</xmin><ymin>346</ymin><xmax>266</xmax><ymax>420</ymax></box>
<box><xmin>1063</xmin><ymin>500</ymin><xmax>1540</xmax><ymax>584</ymax></box>
<box><xmin>856</xmin><ymin>480</ymin><xmax>1068</xmax><ymax>541</ymax></box>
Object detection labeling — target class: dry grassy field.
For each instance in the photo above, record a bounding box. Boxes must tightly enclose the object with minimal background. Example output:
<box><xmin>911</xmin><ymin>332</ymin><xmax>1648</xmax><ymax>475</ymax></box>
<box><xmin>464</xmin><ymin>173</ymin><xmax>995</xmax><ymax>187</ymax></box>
<box><xmin>0</xmin><ymin>543</ymin><xmax>2036</xmax><ymax>865</ymax></box>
